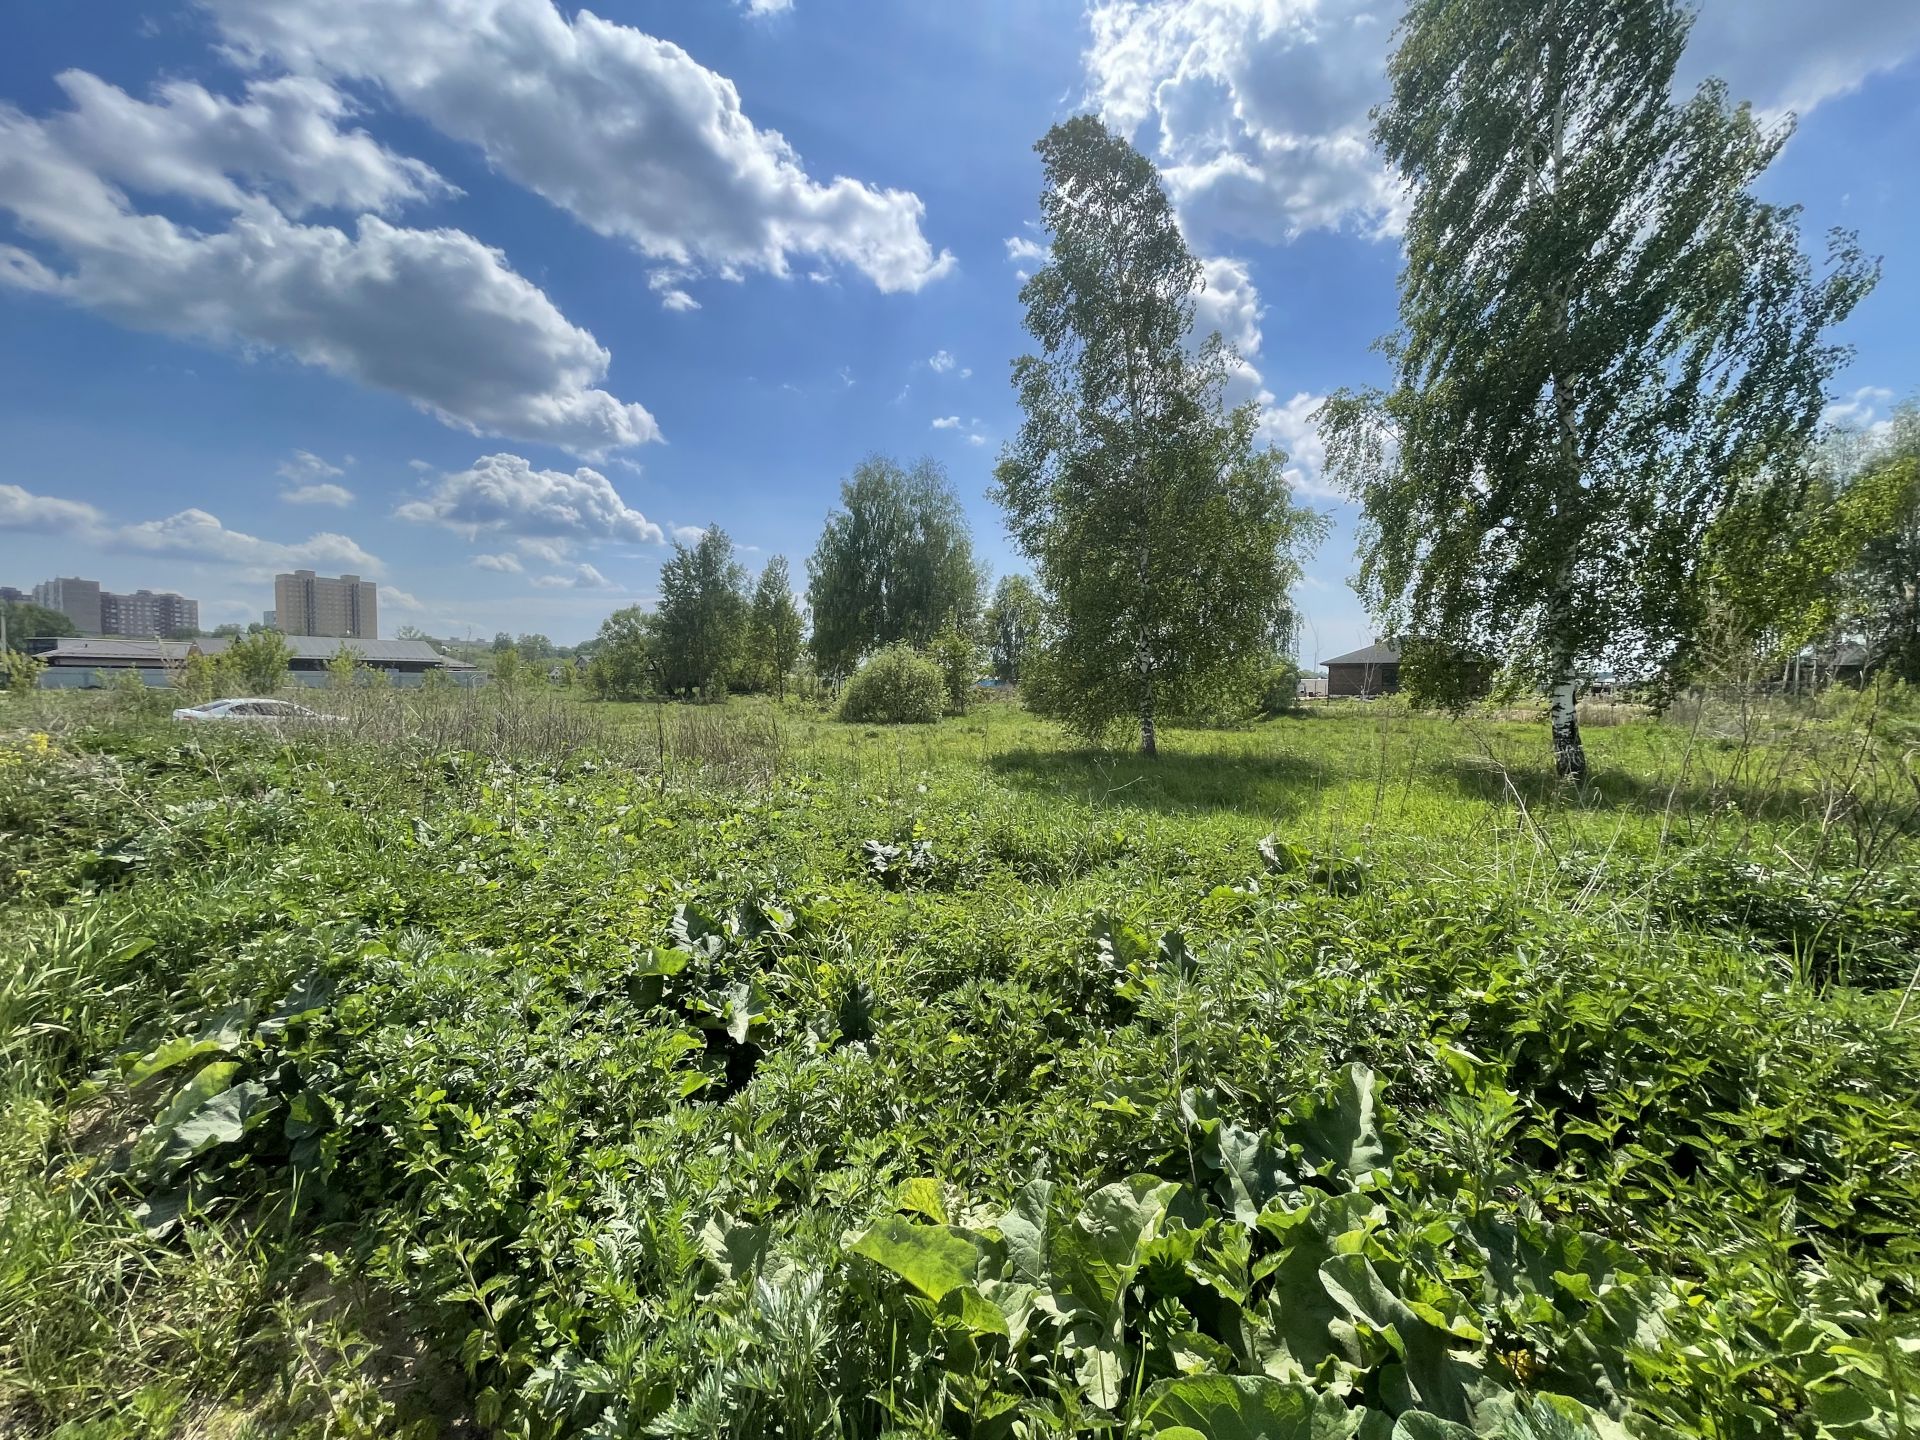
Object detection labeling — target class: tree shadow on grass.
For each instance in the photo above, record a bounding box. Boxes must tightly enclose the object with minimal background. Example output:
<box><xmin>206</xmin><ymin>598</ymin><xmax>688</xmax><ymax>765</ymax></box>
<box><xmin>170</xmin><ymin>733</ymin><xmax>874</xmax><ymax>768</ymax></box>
<box><xmin>1436</xmin><ymin>754</ymin><xmax>1857</xmax><ymax>831</ymax></box>
<box><xmin>988</xmin><ymin>745</ymin><xmax>1333</xmax><ymax>820</ymax></box>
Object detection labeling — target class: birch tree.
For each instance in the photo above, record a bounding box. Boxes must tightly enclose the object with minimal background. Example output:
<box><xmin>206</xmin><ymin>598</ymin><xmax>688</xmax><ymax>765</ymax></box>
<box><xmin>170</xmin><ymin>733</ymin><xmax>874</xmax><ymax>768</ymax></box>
<box><xmin>746</xmin><ymin>555</ymin><xmax>806</xmax><ymax>700</ymax></box>
<box><xmin>1321</xmin><ymin>0</ymin><xmax>1875</xmax><ymax>780</ymax></box>
<box><xmin>655</xmin><ymin>526</ymin><xmax>748</xmax><ymax>698</ymax></box>
<box><xmin>995</xmin><ymin>116</ymin><xmax>1323</xmax><ymax>757</ymax></box>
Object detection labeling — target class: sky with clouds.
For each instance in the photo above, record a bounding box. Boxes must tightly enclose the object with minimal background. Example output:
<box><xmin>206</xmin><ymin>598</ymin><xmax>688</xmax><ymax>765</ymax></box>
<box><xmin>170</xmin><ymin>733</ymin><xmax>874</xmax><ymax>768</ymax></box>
<box><xmin>1</xmin><ymin>0</ymin><xmax>1915</xmax><ymax>655</ymax></box>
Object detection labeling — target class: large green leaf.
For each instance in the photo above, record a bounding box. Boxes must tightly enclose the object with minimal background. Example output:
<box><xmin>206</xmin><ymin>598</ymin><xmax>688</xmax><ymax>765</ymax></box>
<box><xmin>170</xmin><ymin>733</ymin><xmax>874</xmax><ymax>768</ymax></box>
<box><xmin>122</xmin><ymin>1002</ymin><xmax>252</xmax><ymax>1085</ymax></box>
<box><xmin>1212</xmin><ymin>1119</ymin><xmax>1293</xmax><ymax>1225</ymax></box>
<box><xmin>849</xmin><ymin>1214</ymin><xmax>983</xmax><ymax>1301</ymax></box>
<box><xmin>131</xmin><ymin>1060</ymin><xmax>239</xmax><ymax>1171</ymax></box>
<box><xmin>138</xmin><ymin>1072</ymin><xmax>274</xmax><ymax>1178</ymax></box>
<box><xmin>996</xmin><ymin>1178</ymin><xmax>1053</xmax><ymax>1286</ymax></box>
<box><xmin>1288</xmin><ymin>1064</ymin><xmax>1391</xmax><ymax>1183</ymax></box>
<box><xmin>1391</xmin><ymin>1414</ymin><xmax>1477</xmax><ymax>1440</ymax></box>
<box><xmin>1055</xmin><ymin>1175</ymin><xmax>1185</xmax><ymax>1314</ymax></box>
<box><xmin>1143</xmin><ymin>1375</ymin><xmax>1368</xmax><ymax>1438</ymax></box>
<box><xmin>1319</xmin><ymin>1254</ymin><xmax>1478</xmax><ymax>1421</ymax></box>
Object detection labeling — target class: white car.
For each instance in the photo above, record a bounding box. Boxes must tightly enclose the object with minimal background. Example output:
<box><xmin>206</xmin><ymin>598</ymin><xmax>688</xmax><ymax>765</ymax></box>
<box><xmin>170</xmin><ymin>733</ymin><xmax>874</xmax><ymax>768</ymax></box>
<box><xmin>171</xmin><ymin>698</ymin><xmax>340</xmax><ymax>724</ymax></box>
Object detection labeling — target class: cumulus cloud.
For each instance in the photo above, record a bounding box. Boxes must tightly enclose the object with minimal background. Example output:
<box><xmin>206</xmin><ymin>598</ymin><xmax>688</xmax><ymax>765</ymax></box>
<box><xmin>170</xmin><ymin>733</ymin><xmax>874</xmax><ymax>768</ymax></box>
<box><xmin>114</xmin><ymin>507</ymin><xmax>383</xmax><ymax>574</ymax></box>
<box><xmin>1258</xmin><ymin>391</ymin><xmax>1340</xmax><ymax>498</ymax></box>
<box><xmin>0</xmin><ymin>483</ymin><xmax>105</xmax><ymax>533</ymax></box>
<box><xmin>1085</xmin><ymin>0</ymin><xmax>1920</xmax><ymax>248</ymax></box>
<box><xmin>0</xmin><ymin>481</ymin><xmax>384</xmax><ymax>574</ymax></box>
<box><xmin>931</xmin><ymin>415</ymin><xmax>961</xmax><ymax>429</ymax></box>
<box><xmin>0</xmin><ymin>83</ymin><xmax>660</xmax><ymax>457</ymax></box>
<box><xmin>532</xmin><ymin>563</ymin><xmax>614</xmax><ymax>589</ymax></box>
<box><xmin>200</xmin><ymin>0</ymin><xmax>955</xmax><ymax>292</ymax></box>
<box><xmin>43</xmin><ymin>69</ymin><xmax>450</xmax><ymax>217</ymax></box>
<box><xmin>738</xmin><ymin>0</ymin><xmax>794</xmax><ymax>14</ymax></box>
<box><xmin>383</xmin><ymin>586</ymin><xmax>425</xmax><ymax>610</ymax></box>
<box><xmin>1004</xmin><ymin>235</ymin><xmax>1046</xmax><ymax>263</ymax></box>
<box><xmin>396</xmin><ymin>453</ymin><xmax>665</xmax><ymax>544</ymax></box>
<box><xmin>276</xmin><ymin>449</ymin><xmax>354</xmax><ymax>505</ymax></box>
<box><xmin>1823</xmin><ymin>385</ymin><xmax>1895</xmax><ymax>430</ymax></box>
<box><xmin>928</xmin><ymin>350</ymin><xmax>956</xmax><ymax>373</ymax></box>
<box><xmin>670</xmin><ymin>524</ymin><xmax>709</xmax><ymax>545</ymax></box>
<box><xmin>472</xmin><ymin>552</ymin><xmax>524</xmax><ymax>572</ymax></box>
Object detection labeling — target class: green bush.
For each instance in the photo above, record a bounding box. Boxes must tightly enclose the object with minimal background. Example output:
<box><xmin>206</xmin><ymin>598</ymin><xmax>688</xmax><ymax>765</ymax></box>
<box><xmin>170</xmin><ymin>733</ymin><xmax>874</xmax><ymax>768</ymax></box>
<box><xmin>838</xmin><ymin>644</ymin><xmax>945</xmax><ymax>724</ymax></box>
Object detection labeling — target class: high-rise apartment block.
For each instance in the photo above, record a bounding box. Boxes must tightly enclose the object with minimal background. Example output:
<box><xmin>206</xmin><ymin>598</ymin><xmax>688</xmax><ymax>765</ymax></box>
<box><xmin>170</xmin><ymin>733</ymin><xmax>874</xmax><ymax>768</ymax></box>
<box><xmin>32</xmin><ymin>577</ymin><xmax>104</xmax><ymax>633</ymax></box>
<box><xmin>272</xmin><ymin>571</ymin><xmax>377</xmax><ymax>639</ymax></box>
<box><xmin>104</xmin><ymin>589</ymin><xmax>198</xmax><ymax>636</ymax></box>
<box><xmin>29</xmin><ymin>577</ymin><xmax>199</xmax><ymax>636</ymax></box>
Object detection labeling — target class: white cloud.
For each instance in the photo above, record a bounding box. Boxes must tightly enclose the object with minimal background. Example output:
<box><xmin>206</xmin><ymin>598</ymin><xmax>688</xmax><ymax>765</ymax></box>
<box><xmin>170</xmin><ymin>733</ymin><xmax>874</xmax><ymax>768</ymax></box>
<box><xmin>649</xmin><ymin>268</ymin><xmax>701</xmax><ymax>312</ymax></box>
<box><xmin>960</xmin><ymin>367</ymin><xmax>972</xmax><ymax>380</ymax></box>
<box><xmin>383</xmin><ymin>586</ymin><xmax>425</xmax><ymax>610</ymax></box>
<box><xmin>201</xmin><ymin>0</ymin><xmax>955</xmax><ymax>292</ymax></box>
<box><xmin>0</xmin><ymin>483</ymin><xmax>105</xmax><ymax>533</ymax></box>
<box><xmin>931</xmin><ymin>415</ymin><xmax>961</xmax><ymax>429</ymax></box>
<box><xmin>1085</xmin><ymin>0</ymin><xmax>1920</xmax><ymax>249</ymax></box>
<box><xmin>516</xmin><ymin>537</ymin><xmax>574</xmax><ymax>564</ymax></box>
<box><xmin>738</xmin><ymin>0</ymin><xmax>794</xmax><ymax>14</ymax></box>
<box><xmin>1823</xmin><ymin>385</ymin><xmax>1895</xmax><ymax>430</ymax></box>
<box><xmin>532</xmin><ymin>563</ymin><xmax>614</xmax><ymax>589</ymax></box>
<box><xmin>396</xmin><ymin>452</ymin><xmax>665</xmax><ymax>544</ymax></box>
<box><xmin>1004</xmin><ymin>235</ymin><xmax>1046</xmax><ymax>263</ymax></box>
<box><xmin>276</xmin><ymin>449</ymin><xmax>354</xmax><ymax>505</ymax></box>
<box><xmin>967</xmin><ymin>434</ymin><xmax>988</xmax><ymax>447</ymax></box>
<box><xmin>1260</xmin><ymin>391</ymin><xmax>1341</xmax><ymax>498</ymax></box>
<box><xmin>0</xmin><ymin>87</ymin><xmax>659</xmax><ymax>458</ymax></box>
<box><xmin>670</xmin><ymin>524</ymin><xmax>709</xmax><ymax>545</ymax></box>
<box><xmin>282</xmin><ymin>481</ymin><xmax>355</xmax><ymax>507</ymax></box>
<box><xmin>928</xmin><ymin>349</ymin><xmax>956</xmax><ymax>373</ymax></box>
<box><xmin>43</xmin><ymin>70</ymin><xmax>450</xmax><ymax>217</ymax></box>
<box><xmin>472</xmin><ymin>552</ymin><xmax>524</xmax><ymax>572</ymax></box>
<box><xmin>115</xmin><ymin>507</ymin><xmax>383</xmax><ymax>574</ymax></box>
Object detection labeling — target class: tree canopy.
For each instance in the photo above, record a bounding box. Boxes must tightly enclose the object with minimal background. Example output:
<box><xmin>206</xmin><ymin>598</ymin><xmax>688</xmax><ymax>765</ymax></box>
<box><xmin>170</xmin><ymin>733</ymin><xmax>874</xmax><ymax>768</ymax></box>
<box><xmin>655</xmin><ymin>526</ymin><xmax>749</xmax><ymax>697</ymax></box>
<box><xmin>746</xmin><ymin>556</ymin><xmax>806</xmax><ymax>700</ymax></box>
<box><xmin>994</xmin><ymin>115</ymin><xmax>1324</xmax><ymax>756</ymax></box>
<box><xmin>806</xmin><ymin>456</ymin><xmax>983</xmax><ymax>677</ymax></box>
<box><xmin>1321</xmin><ymin>0</ymin><xmax>1876</xmax><ymax>779</ymax></box>
<box><xmin>983</xmin><ymin>574</ymin><xmax>1045</xmax><ymax>686</ymax></box>
<box><xmin>1</xmin><ymin>601</ymin><xmax>79</xmax><ymax>643</ymax></box>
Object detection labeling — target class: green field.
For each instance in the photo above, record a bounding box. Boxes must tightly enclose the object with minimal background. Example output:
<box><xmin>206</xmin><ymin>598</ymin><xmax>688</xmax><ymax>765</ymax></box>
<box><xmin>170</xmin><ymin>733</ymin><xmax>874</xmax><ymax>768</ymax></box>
<box><xmin>2</xmin><ymin>690</ymin><xmax>1917</xmax><ymax>1439</ymax></box>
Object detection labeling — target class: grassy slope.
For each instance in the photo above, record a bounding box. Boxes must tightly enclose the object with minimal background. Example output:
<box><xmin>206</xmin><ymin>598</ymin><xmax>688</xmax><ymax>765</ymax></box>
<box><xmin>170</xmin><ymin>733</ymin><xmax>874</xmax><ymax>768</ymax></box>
<box><xmin>1</xmin><ymin>690</ymin><xmax>1916</xmax><ymax>1438</ymax></box>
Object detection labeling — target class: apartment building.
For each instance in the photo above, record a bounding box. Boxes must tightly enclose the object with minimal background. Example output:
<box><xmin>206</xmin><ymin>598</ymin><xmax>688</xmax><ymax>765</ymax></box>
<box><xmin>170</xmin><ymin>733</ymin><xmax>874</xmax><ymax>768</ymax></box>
<box><xmin>272</xmin><ymin>570</ymin><xmax>378</xmax><ymax>640</ymax></box>
<box><xmin>103</xmin><ymin>589</ymin><xmax>199</xmax><ymax>636</ymax></box>
<box><xmin>31</xmin><ymin>577</ymin><xmax>104</xmax><ymax>633</ymax></box>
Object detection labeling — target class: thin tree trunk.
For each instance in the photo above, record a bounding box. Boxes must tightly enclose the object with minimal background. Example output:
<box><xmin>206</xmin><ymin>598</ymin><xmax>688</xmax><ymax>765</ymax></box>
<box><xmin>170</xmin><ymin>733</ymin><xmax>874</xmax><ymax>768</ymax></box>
<box><xmin>1549</xmin><ymin>668</ymin><xmax>1586</xmax><ymax>782</ymax></box>
<box><xmin>1140</xmin><ymin>679</ymin><xmax>1158</xmax><ymax>759</ymax></box>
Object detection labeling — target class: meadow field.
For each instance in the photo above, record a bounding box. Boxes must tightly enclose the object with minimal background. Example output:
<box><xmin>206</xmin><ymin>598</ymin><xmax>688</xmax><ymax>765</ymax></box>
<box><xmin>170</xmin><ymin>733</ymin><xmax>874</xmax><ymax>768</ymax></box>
<box><xmin>2</xmin><ymin>688</ymin><xmax>1917</xmax><ymax>1439</ymax></box>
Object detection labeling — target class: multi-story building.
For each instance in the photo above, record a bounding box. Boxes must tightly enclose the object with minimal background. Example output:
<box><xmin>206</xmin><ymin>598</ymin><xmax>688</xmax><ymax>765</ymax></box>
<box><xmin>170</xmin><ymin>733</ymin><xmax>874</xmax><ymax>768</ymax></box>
<box><xmin>101</xmin><ymin>589</ymin><xmax>199</xmax><ymax>637</ymax></box>
<box><xmin>27</xmin><ymin>577</ymin><xmax>199</xmax><ymax>636</ymax></box>
<box><xmin>272</xmin><ymin>571</ymin><xmax>378</xmax><ymax>640</ymax></box>
<box><xmin>0</xmin><ymin>586</ymin><xmax>25</xmax><ymax>604</ymax></box>
<box><xmin>31</xmin><ymin>577</ymin><xmax>103</xmax><ymax>633</ymax></box>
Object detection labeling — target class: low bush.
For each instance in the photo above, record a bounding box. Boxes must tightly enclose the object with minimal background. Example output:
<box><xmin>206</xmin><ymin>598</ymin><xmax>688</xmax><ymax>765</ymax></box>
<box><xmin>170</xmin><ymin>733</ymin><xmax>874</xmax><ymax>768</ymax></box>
<box><xmin>838</xmin><ymin>644</ymin><xmax>945</xmax><ymax>724</ymax></box>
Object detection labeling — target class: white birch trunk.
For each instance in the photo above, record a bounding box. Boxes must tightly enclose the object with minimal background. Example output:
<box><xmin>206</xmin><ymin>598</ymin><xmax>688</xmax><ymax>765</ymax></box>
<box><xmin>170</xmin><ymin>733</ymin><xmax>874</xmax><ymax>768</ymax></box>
<box><xmin>1549</xmin><ymin>673</ymin><xmax>1586</xmax><ymax>782</ymax></box>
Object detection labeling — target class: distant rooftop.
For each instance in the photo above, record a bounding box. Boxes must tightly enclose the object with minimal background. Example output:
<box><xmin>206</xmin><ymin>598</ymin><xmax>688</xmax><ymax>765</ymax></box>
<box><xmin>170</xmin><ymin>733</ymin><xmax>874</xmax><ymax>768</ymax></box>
<box><xmin>1323</xmin><ymin>643</ymin><xmax>1402</xmax><ymax>667</ymax></box>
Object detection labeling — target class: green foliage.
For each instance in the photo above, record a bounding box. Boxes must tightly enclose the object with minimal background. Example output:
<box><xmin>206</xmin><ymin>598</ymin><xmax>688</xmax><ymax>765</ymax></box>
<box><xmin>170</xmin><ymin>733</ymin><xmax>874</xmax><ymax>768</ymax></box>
<box><xmin>1322</xmin><ymin>0</ymin><xmax>1876</xmax><ymax>775</ymax></box>
<box><xmin>995</xmin><ymin>116</ymin><xmax>1325</xmax><ymax>757</ymax></box>
<box><xmin>169</xmin><ymin>650</ymin><xmax>224</xmax><ymax>705</ymax></box>
<box><xmin>221</xmin><ymin>629</ymin><xmax>292</xmax><ymax>695</ymax></box>
<box><xmin>0</xmin><ymin>601</ymin><xmax>79</xmax><ymax>641</ymax></box>
<box><xmin>490</xmin><ymin>643</ymin><xmax>525</xmax><ymax>693</ymax></box>
<box><xmin>928</xmin><ymin>622</ymin><xmax>979</xmax><ymax>714</ymax></box>
<box><xmin>1839</xmin><ymin>405</ymin><xmax>1920</xmax><ymax>684</ymax></box>
<box><xmin>745</xmin><ymin>556</ymin><xmax>806</xmax><ymax>699</ymax></box>
<box><xmin>326</xmin><ymin>642</ymin><xmax>366</xmax><ymax>692</ymax></box>
<box><xmin>1</xmin><ymin>701</ymin><xmax>1917</xmax><ymax>1438</ymax></box>
<box><xmin>984</xmin><ymin>574</ymin><xmax>1046</xmax><ymax>686</ymax></box>
<box><xmin>585</xmin><ymin>605</ymin><xmax>658</xmax><ymax>701</ymax></box>
<box><xmin>3</xmin><ymin>647</ymin><xmax>45</xmax><ymax>693</ymax></box>
<box><xmin>656</xmin><ymin>526</ymin><xmax>749</xmax><ymax>698</ymax></box>
<box><xmin>807</xmin><ymin>455</ymin><xmax>984</xmax><ymax>676</ymax></box>
<box><xmin>838</xmin><ymin>643</ymin><xmax>945</xmax><ymax>724</ymax></box>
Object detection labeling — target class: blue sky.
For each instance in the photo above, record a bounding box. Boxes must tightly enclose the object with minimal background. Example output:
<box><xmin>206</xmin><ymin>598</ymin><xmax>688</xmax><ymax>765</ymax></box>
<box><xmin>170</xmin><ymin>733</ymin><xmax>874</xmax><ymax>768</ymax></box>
<box><xmin>1</xmin><ymin>0</ymin><xmax>1915</xmax><ymax>656</ymax></box>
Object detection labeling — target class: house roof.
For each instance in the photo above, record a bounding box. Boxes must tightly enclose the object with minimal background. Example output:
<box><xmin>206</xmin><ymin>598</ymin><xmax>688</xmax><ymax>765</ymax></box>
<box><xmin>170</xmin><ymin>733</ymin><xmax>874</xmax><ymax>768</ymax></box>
<box><xmin>1323</xmin><ymin>643</ymin><xmax>1402</xmax><ymax>667</ymax></box>
<box><xmin>41</xmin><ymin>635</ymin><xmax>473</xmax><ymax>668</ymax></box>
<box><xmin>201</xmin><ymin>635</ymin><xmax>472</xmax><ymax>666</ymax></box>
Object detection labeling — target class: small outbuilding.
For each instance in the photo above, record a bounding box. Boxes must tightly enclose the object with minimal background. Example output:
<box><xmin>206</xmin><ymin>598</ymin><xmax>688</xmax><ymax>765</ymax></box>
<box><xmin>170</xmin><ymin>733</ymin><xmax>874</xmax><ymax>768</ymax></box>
<box><xmin>36</xmin><ymin>635</ymin><xmax>478</xmax><ymax>689</ymax></box>
<box><xmin>1324</xmin><ymin>642</ymin><xmax>1402</xmax><ymax>698</ymax></box>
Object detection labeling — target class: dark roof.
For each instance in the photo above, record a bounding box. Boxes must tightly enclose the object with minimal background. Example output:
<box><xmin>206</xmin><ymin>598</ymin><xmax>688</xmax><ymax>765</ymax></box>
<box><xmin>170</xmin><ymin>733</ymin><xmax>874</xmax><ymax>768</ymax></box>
<box><xmin>1323</xmin><ymin>643</ymin><xmax>1402</xmax><ymax>667</ymax></box>
<box><xmin>41</xmin><ymin>635</ymin><xmax>473</xmax><ymax>668</ymax></box>
<box><xmin>202</xmin><ymin>635</ymin><xmax>470</xmax><ymax>666</ymax></box>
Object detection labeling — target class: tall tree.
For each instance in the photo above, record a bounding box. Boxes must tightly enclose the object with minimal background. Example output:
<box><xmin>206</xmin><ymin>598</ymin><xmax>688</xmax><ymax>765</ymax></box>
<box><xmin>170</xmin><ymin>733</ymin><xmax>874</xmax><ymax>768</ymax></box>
<box><xmin>585</xmin><ymin>606</ymin><xmax>658</xmax><ymax>701</ymax></box>
<box><xmin>655</xmin><ymin>526</ymin><xmax>748</xmax><ymax>698</ymax></box>
<box><xmin>1321</xmin><ymin>0</ymin><xmax>1875</xmax><ymax>781</ymax></box>
<box><xmin>807</xmin><ymin>455</ymin><xmax>984</xmax><ymax>677</ymax></box>
<box><xmin>1840</xmin><ymin>406</ymin><xmax>1920</xmax><ymax>684</ymax></box>
<box><xmin>746</xmin><ymin>556</ymin><xmax>806</xmax><ymax>700</ymax></box>
<box><xmin>1</xmin><ymin>601</ymin><xmax>79</xmax><ymax>642</ymax></box>
<box><xmin>994</xmin><ymin>116</ymin><xmax>1323</xmax><ymax>757</ymax></box>
<box><xmin>982</xmin><ymin>574</ymin><xmax>1045</xmax><ymax>685</ymax></box>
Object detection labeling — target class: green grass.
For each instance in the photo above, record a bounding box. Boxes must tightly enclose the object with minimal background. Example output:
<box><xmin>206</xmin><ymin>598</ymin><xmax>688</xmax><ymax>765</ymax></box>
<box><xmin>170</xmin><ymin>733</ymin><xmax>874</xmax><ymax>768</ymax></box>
<box><xmin>1</xmin><ymin>687</ymin><xmax>1916</xmax><ymax>1438</ymax></box>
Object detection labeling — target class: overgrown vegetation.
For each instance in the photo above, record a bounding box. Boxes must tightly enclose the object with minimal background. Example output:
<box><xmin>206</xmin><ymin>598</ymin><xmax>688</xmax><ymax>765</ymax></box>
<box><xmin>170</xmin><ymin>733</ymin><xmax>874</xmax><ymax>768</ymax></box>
<box><xmin>2</xmin><ymin>684</ymin><xmax>1916</xmax><ymax>1438</ymax></box>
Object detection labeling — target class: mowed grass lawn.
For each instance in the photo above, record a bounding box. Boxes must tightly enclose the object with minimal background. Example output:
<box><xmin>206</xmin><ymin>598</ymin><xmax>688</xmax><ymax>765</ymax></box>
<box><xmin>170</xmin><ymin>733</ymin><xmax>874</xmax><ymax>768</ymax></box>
<box><xmin>1</xmin><ymin>688</ymin><xmax>1917</xmax><ymax>1439</ymax></box>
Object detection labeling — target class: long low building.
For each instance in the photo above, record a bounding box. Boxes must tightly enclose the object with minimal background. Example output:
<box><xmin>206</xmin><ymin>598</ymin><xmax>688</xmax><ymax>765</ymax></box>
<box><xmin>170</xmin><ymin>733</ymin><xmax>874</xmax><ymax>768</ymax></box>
<box><xmin>34</xmin><ymin>635</ymin><xmax>479</xmax><ymax>689</ymax></box>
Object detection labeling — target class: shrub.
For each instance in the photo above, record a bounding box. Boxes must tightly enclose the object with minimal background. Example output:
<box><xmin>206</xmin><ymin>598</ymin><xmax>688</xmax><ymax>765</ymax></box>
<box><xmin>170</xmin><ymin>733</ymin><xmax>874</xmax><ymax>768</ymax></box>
<box><xmin>928</xmin><ymin>623</ymin><xmax>979</xmax><ymax>714</ymax></box>
<box><xmin>839</xmin><ymin>644</ymin><xmax>945</xmax><ymax>724</ymax></box>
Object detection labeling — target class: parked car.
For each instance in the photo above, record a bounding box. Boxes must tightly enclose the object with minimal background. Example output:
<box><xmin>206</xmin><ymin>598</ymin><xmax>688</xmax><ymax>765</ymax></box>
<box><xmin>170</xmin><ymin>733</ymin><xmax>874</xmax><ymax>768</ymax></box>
<box><xmin>171</xmin><ymin>698</ymin><xmax>341</xmax><ymax>724</ymax></box>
